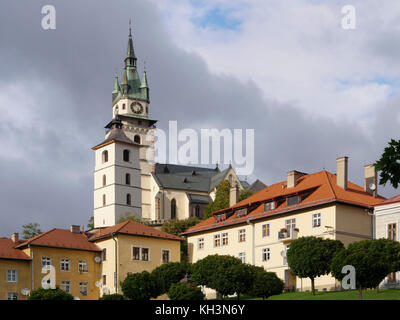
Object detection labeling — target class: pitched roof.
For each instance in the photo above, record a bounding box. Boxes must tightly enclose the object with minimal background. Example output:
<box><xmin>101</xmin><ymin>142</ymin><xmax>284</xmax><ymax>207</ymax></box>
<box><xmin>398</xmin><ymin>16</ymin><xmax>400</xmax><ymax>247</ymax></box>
<box><xmin>89</xmin><ymin>220</ymin><xmax>184</xmax><ymax>242</ymax></box>
<box><xmin>16</xmin><ymin>229</ymin><xmax>101</xmax><ymax>252</ymax></box>
<box><xmin>0</xmin><ymin>238</ymin><xmax>31</xmax><ymax>260</ymax></box>
<box><xmin>248</xmin><ymin>179</ymin><xmax>268</xmax><ymax>192</ymax></box>
<box><xmin>153</xmin><ymin>163</ymin><xmax>236</xmax><ymax>193</ymax></box>
<box><xmin>375</xmin><ymin>194</ymin><xmax>400</xmax><ymax>207</ymax></box>
<box><xmin>183</xmin><ymin>170</ymin><xmax>386</xmax><ymax>235</ymax></box>
<box><xmin>92</xmin><ymin>126</ymin><xmax>141</xmax><ymax>150</ymax></box>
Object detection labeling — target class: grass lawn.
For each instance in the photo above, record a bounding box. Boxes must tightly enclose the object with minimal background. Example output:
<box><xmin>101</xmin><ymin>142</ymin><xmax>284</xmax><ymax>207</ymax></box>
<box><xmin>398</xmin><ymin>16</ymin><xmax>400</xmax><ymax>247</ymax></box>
<box><xmin>267</xmin><ymin>288</ymin><xmax>400</xmax><ymax>300</ymax></box>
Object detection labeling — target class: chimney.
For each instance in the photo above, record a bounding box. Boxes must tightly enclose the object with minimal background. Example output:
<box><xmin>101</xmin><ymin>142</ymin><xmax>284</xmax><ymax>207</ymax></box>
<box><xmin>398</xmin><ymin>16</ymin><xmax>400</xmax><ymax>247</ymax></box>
<box><xmin>364</xmin><ymin>164</ymin><xmax>377</xmax><ymax>196</ymax></box>
<box><xmin>70</xmin><ymin>225</ymin><xmax>81</xmax><ymax>233</ymax></box>
<box><xmin>287</xmin><ymin>170</ymin><xmax>303</xmax><ymax>188</ymax></box>
<box><xmin>336</xmin><ymin>156</ymin><xmax>348</xmax><ymax>190</ymax></box>
<box><xmin>230</xmin><ymin>183</ymin><xmax>239</xmax><ymax>206</ymax></box>
<box><xmin>11</xmin><ymin>233</ymin><xmax>19</xmax><ymax>243</ymax></box>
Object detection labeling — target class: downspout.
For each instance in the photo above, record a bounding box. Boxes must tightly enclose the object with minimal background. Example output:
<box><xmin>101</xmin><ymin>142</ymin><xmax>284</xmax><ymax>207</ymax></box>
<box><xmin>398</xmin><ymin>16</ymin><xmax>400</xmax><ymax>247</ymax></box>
<box><xmin>366</xmin><ymin>208</ymin><xmax>375</xmax><ymax>239</ymax></box>
<box><xmin>112</xmin><ymin>233</ymin><xmax>118</xmax><ymax>293</ymax></box>
<box><xmin>246</xmin><ymin>219</ymin><xmax>255</xmax><ymax>265</ymax></box>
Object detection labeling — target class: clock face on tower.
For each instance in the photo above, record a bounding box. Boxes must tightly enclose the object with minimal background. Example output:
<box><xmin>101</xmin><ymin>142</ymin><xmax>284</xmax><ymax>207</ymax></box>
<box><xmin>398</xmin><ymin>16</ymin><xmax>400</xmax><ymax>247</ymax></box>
<box><xmin>131</xmin><ymin>102</ymin><xmax>143</xmax><ymax>115</ymax></box>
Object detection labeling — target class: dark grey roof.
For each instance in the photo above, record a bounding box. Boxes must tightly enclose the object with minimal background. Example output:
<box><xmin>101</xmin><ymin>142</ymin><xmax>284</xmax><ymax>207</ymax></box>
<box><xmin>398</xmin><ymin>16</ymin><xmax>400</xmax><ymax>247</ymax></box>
<box><xmin>187</xmin><ymin>193</ymin><xmax>212</xmax><ymax>204</ymax></box>
<box><xmin>153</xmin><ymin>163</ymin><xmax>229</xmax><ymax>193</ymax></box>
<box><xmin>93</xmin><ymin>127</ymin><xmax>140</xmax><ymax>149</ymax></box>
<box><xmin>240</xmin><ymin>180</ymin><xmax>250</xmax><ymax>189</ymax></box>
<box><xmin>248</xmin><ymin>179</ymin><xmax>267</xmax><ymax>192</ymax></box>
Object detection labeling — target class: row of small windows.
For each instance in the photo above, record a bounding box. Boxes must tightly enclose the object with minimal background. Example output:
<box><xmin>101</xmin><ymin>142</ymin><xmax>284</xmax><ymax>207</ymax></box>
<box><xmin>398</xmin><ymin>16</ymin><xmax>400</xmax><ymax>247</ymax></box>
<box><xmin>132</xmin><ymin>246</ymin><xmax>170</xmax><ymax>264</ymax></box>
<box><xmin>101</xmin><ymin>143</ymin><xmax>139</xmax><ymax>164</ymax></box>
<box><xmin>199</xmin><ymin>214</ymin><xmax>322</xmax><ymax>249</ymax></box>
<box><xmin>41</xmin><ymin>257</ymin><xmax>89</xmax><ymax>273</ymax></box>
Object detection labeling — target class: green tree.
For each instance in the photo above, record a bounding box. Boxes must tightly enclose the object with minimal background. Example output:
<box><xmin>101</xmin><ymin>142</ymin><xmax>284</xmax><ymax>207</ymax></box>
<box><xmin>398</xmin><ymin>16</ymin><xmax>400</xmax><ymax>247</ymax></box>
<box><xmin>87</xmin><ymin>216</ymin><xmax>94</xmax><ymax>229</ymax></box>
<box><xmin>28</xmin><ymin>288</ymin><xmax>74</xmax><ymax>300</ymax></box>
<box><xmin>203</xmin><ymin>180</ymin><xmax>231</xmax><ymax>220</ymax></box>
<box><xmin>224</xmin><ymin>263</ymin><xmax>256</xmax><ymax>300</ymax></box>
<box><xmin>22</xmin><ymin>223</ymin><xmax>42</xmax><ymax>240</ymax></box>
<box><xmin>161</xmin><ymin>217</ymin><xmax>199</xmax><ymax>262</ymax></box>
<box><xmin>247</xmin><ymin>267</ymin><xmax>284</xmax><ymax>300</ymax></box>
<box><xmin>239</xmin><ymin>189</ymin><xmax>254</xmax><ymax>202</ymax></box>
<box><xmin>191</xmin><ymin>254</ymin><xmax>242</xmax><ymax>298</ymax></box>
<box><xmin>117</xmin><ymin>213</ymin><xmax>149</xmax><ymax>225</ymax></box>
<box><xmin>151</xmin><ymin>262</ymin><xmax>189</xmax><ymax>294</ymax></box>
<box><xmin>375</xmin><ymin>139</ymin><xmax>400</xmax><ymax>188</ymax></box>
<box><xmin>286</xmin><ymin>236</ymin><xmax>344</xmax><ymax>296</ymax></box>
<box><xmin>330</xmin><ymin>239</ymin><xmax>391</xmax><ymax>299</ymax></box>
<box><xmin>167</xmin><ymin>283</ymin><xmax>205</xmax><ymax>300</ymax></box>
<box><xmin>121</xmin><ymin>271</ymin><xmax>161</xmax><ymax>300</ymax></box>
<box><xmin>376</xmin><ymin>238</ymin><xmax>400</xmax><ymax>273</ymax></box>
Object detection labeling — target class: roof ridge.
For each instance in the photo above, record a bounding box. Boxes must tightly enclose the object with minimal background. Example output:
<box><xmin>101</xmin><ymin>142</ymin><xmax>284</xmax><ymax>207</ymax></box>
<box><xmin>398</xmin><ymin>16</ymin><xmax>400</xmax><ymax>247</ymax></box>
<box><xmin>323</xmin><ymin>171</ymin><xmax>338</xmax><ymax>200</ymax></box>
<box><xmin>17</xmin><ymin>228</ymin><xmax>57</xmax><ymax>247</ymax></box>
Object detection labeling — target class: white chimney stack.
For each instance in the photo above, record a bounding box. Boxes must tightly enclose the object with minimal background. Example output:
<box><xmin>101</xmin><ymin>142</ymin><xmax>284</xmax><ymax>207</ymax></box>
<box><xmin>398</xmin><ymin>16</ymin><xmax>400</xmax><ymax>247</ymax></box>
<box><xmin>336</xmin><ymin>156</ymin><xmax>348</xmax><ymax>190</ymax></box>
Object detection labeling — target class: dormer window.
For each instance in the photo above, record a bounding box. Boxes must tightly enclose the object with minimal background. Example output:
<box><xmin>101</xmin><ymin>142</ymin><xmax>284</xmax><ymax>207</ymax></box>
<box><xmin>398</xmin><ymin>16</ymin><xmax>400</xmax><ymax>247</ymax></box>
<box><xmin>216</xmin><ymin>214</ymin><xmax>226</xmax><ymax>223</ymax></box>
<box><xmin>287</xmin><ymin>195</ymin><xmax>299</xmax><ymax>206</ymax></box>
<box><xmin>236</xmin><ymin>208</ymin><xmax>247</xmax><ymax>217</ymax></box>
<box><xmin>265</xmin><ymin>201</ymin><xmax>275</xmax><ymax>211</ymax></box>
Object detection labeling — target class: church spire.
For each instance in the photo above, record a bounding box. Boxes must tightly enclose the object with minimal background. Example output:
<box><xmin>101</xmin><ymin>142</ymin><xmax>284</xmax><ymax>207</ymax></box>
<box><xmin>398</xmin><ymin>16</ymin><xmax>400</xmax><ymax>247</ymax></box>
<box><xmin>125</xmin><ymin>21</ymin><xmax>137</xmax><ymax>69</ymax></box>
<box><xmin>112</xmin><ymin>73</ymin><xmax>120</xmax><ymax>101</ymax></box>
<box><xmin>140</xmin><ymin>69</ymin><xmax>149</xmax><ymax>102</ymax></box>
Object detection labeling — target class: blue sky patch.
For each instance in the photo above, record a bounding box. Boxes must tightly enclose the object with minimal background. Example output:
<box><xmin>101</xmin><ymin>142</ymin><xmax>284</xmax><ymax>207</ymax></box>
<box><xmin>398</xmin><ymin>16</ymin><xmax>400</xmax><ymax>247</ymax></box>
<box><xmin>191</xmin><ymin>6</ymin><xmax>242</xmax><ymax>30</ymax></box>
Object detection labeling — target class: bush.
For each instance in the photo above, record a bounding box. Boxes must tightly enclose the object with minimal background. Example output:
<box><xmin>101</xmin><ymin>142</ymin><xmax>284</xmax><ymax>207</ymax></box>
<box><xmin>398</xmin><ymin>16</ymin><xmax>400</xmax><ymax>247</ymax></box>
<box><xmin>121</xmin><ymin>271</ymin><xmax>161</xmax><ymax>300</ymax></box>
<box><xmin>99</xmin><ymin>293</ymin><xmax>125</xmax><ymax>300</ymax></box>
<box><xmin>152</xmin><ymin>262</ymin><xmax>190</xmax><ymax>294</ymax></box>
<box><xmin>28</xmin><ymin>288</ymin><xmax>74</xmax><ymax>300</ymax></box>
<box><xmin>247</xmin><ymin>267</ymin><xmax>284</xmax><ymax>299</ymax></box>
<box><xmin>167</xmin><ymin>283</ymin><xmax>205</xmax><ymax>300</ymax></box>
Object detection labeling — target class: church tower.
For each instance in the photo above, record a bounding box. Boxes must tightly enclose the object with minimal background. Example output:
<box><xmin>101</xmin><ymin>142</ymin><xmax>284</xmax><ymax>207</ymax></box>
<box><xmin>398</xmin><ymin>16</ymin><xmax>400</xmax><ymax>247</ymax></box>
<box><xmin>93</xmin><ymin>26</ymin><xmax>157</xmax><ymax>228</ymax></box>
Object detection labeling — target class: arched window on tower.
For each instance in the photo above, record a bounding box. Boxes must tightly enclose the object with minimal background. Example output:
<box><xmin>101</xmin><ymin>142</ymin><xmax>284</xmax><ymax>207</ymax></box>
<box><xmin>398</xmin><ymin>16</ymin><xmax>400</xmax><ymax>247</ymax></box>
<box><xmin>134</xmin><ymin>135</ymin><xmax>141</xmax><ymax>144</ymax></box>
<box><xmin>125</xmin><ymin>173</ymin><xmax>131</xmax><ymax>185</ymax></box>
<box><xmin>126</xmin><ymin>194</ymin><xmax>131</xmax><ymax>206</ymax></box>
<box><xmin>228</xmin><ymin>174</ymin><xmax>233</xmax><ymax>185</ymax></box>
<box><xmin>102</xmin><ymin>150</ymin><xmax>108</xmax><ymax>163</ymax></box>
<box><xmin>171</xmin><ymin>199</ymin><xmax>177</xmax><ymax>220</ymax></box>
<box><xmin>103</xmin><ymin>175</ymin><xmax>106</xmax><ymax>187</ymax></box>
<box><xmin>103</xmin><ymin>194</ymin><xmax>106</xmax><ymax>206</ymax></box>
<box><xmin>123</xmin><ymin>149</ymin><xmax>130</xmax><ymax>162</ymax></box>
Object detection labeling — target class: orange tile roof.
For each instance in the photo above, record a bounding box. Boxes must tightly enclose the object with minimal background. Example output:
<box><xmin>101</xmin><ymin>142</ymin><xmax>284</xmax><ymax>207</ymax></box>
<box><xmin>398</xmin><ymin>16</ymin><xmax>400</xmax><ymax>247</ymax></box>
<box><xmin>16</xmin><ymin>229</ymin><xmax>101</xmax><ymax>252</ymax></box>
<box><xmin>89</xmin><ymin>220</ymin><xmax>185</xmax><ymax>242</ymax></box>
<box><xmin>184</xmin><ymin>170</ymin><xmax>386</xmax><ymax>235</ymax></box>
<box><xmin>375</xmin><ymin>194</ymin><xmax>400</xmax><ymax>206</ymax></box>
<box><xmin>0</xmin><ymin>238</ymin><xmax>31</xmax><ymax>260</ymax></box>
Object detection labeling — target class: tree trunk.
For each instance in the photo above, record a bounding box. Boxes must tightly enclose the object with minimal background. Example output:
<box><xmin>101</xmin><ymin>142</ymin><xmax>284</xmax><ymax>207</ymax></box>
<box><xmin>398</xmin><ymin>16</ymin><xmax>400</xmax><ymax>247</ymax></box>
<box><xmin>359</xmin><ymin>286</ymin><xmax>363</xmax><ymax>300</ymax></box>
<box><xmin>311</xmin><ymin>278</ymin><xmax>315</xmax><ymax>296</ymax></box>
<box><xmin>237</xmin><ymin>293</ymin><xmax>240</xmax><ymax>300</ymax></box>
<box><xmin>376</xmin><ymin>286</ymin><xmax>379</xmax><ymax>294</ymax></box>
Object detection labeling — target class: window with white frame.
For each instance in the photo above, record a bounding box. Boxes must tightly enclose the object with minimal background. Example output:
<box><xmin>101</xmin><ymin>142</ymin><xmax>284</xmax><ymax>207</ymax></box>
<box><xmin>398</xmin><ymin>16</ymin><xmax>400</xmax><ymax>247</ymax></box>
<box><xmin>312</xmin><ymin>213</ymin><xmax>321</xmax><ymax>227</ymax></box>
<box><xmin>222</xmin><ymin>233</ymin><xmax>228</xmax><ymax>246</ymax></box>
<box><xmin>60</xmin><ymin>258</ymin><xmax>70</xmax><ymax>272</ymax></box>
<box><xmin>60</xmin><ymin>280</ymin><xmax>71</xmax><ymax>293</ymax></box>
<box><xmin>262</xmin><ymin>248</ymin><xmax>270</xmax><ymax>262</ymax></box>
<box><xmin>265</xmin><ymin>201</ymin><xmax>275</xmax><ymax>211</ymax></box>
<box><xmin>6</xmin><ymin>269</ymin><xmax>17</xmax><ymax>283</ymax></box>
<box><xmin>238</xmin><ymin>229</ymin><xmax>246</xmax><ymax>243</ymax></box>
<box><xmin>285</xmin><ymin>218</ymin><xmax>296</xmax><ymax>231</ymax></box>
<box><xmin>41</xmin><ymin>257</ymin><xmax>52</xmax><ymax>270</ymax></box>
<box><xmin>7</xmin><ymin>292</ymin><xmax>18</xmax><ymax>300</ymax></box>
<box><xmin>162</xmin><ymin>249</ymin><xmax>170</xmax><ymax>264</ymax></box>
<box><xmin>79</xmin><ymin>282</ymin><xmax>88</xmax><ymax>295</ymax></box>
<box><xmin>198</xmin><ymin>238</ymin><xmax>204</xmax><ymax>250</ymax></box>
<box><xmin>78</xmin><ymin>260</ymin><xmax>88</xmax><ymax>273</ymax></box>
<box><xmin>214</xmin><ymin>234</ymin><xmax>221</xmax><ymax>247</ymax></box>
<box><xmin>238</xmin><ymin>252</ymin><xmax>246</xmax><ymax>263</ymax></box>
<box><xmin>132</xmin><ymin>247</ymin><xmax>150</xmax><ymax>261</ymax></box>
<box><xmin>262</xmin><ymin>224</ymin><xmax>270</xmax><ymax>238</ymax></box>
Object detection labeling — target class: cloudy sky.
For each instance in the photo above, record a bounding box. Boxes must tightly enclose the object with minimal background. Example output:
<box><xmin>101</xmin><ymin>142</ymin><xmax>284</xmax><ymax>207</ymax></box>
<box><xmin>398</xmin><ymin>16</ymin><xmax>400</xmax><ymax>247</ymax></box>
<box><xmin>0</xmin><ymin>0</ymin><xmax>399</xmax><ymax>236</ymax></box>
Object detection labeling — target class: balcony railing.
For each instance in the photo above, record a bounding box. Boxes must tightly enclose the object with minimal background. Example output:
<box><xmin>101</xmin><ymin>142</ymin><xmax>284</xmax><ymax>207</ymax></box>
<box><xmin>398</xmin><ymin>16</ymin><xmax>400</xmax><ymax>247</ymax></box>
<box><xmin>278</xmin><ymin>228</ymin><xmax>299</xmax><ymax>241</ymax></box>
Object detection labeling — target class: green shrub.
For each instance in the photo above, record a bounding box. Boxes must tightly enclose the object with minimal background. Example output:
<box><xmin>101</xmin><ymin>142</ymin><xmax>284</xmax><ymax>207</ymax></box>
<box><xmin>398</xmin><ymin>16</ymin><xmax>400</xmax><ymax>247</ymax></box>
<box><xmin>167</xmin><ymin>283</ymin><xmax>205</xmax><ymax>300</ymax></box>
<box><xmin>152</xmin><ymin>262</ymin><xmax>189</xmax><ymax>294</ymax></box>
<box><xmin>99</xmin><ymin>293</ymin><xmax>125</xmax><ymax>300</ymax></box>
<box><xmin>121</xmin><ymin>271</ymin><xmax>161</xmax><ymax>300</ymax></box>
<box><xmin>28</xmin><ymin>288</ymin><xmax>74</xmax><ymax>300</ymax></box>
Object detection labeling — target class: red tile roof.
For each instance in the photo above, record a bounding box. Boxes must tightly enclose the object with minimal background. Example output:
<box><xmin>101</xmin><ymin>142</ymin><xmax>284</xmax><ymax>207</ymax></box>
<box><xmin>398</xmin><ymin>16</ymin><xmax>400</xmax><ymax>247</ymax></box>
<box><xmin>89</xmin><ymin>220</ymin><xmax>184</xmax><ymax>242</ymax></box>
<box><xmin>375</xmin><ymin>194</ymin><xmax>400</xmax><ymax>206</ymax></box>
<box><xmin>0</xmin><ymin>238</ymin><xmax>31</xmax><ymax>260</ymax></box>
<box><xmin>184</xmin><ymin>170</ymin><xmax>386</xmax><ymax>235</ymax></box>
<box><xmin>16</xmin><ymin>229</ymin><xmax>101</xmax><ymax>252</ymax></box>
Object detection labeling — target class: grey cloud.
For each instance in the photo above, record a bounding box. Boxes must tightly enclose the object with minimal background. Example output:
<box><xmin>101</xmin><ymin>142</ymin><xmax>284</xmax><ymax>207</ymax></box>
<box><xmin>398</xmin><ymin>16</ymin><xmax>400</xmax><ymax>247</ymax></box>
<box><xmin>0</xmin><ymin>0</ymin><xmax>398</xmax><ymax>236</ymax></box>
